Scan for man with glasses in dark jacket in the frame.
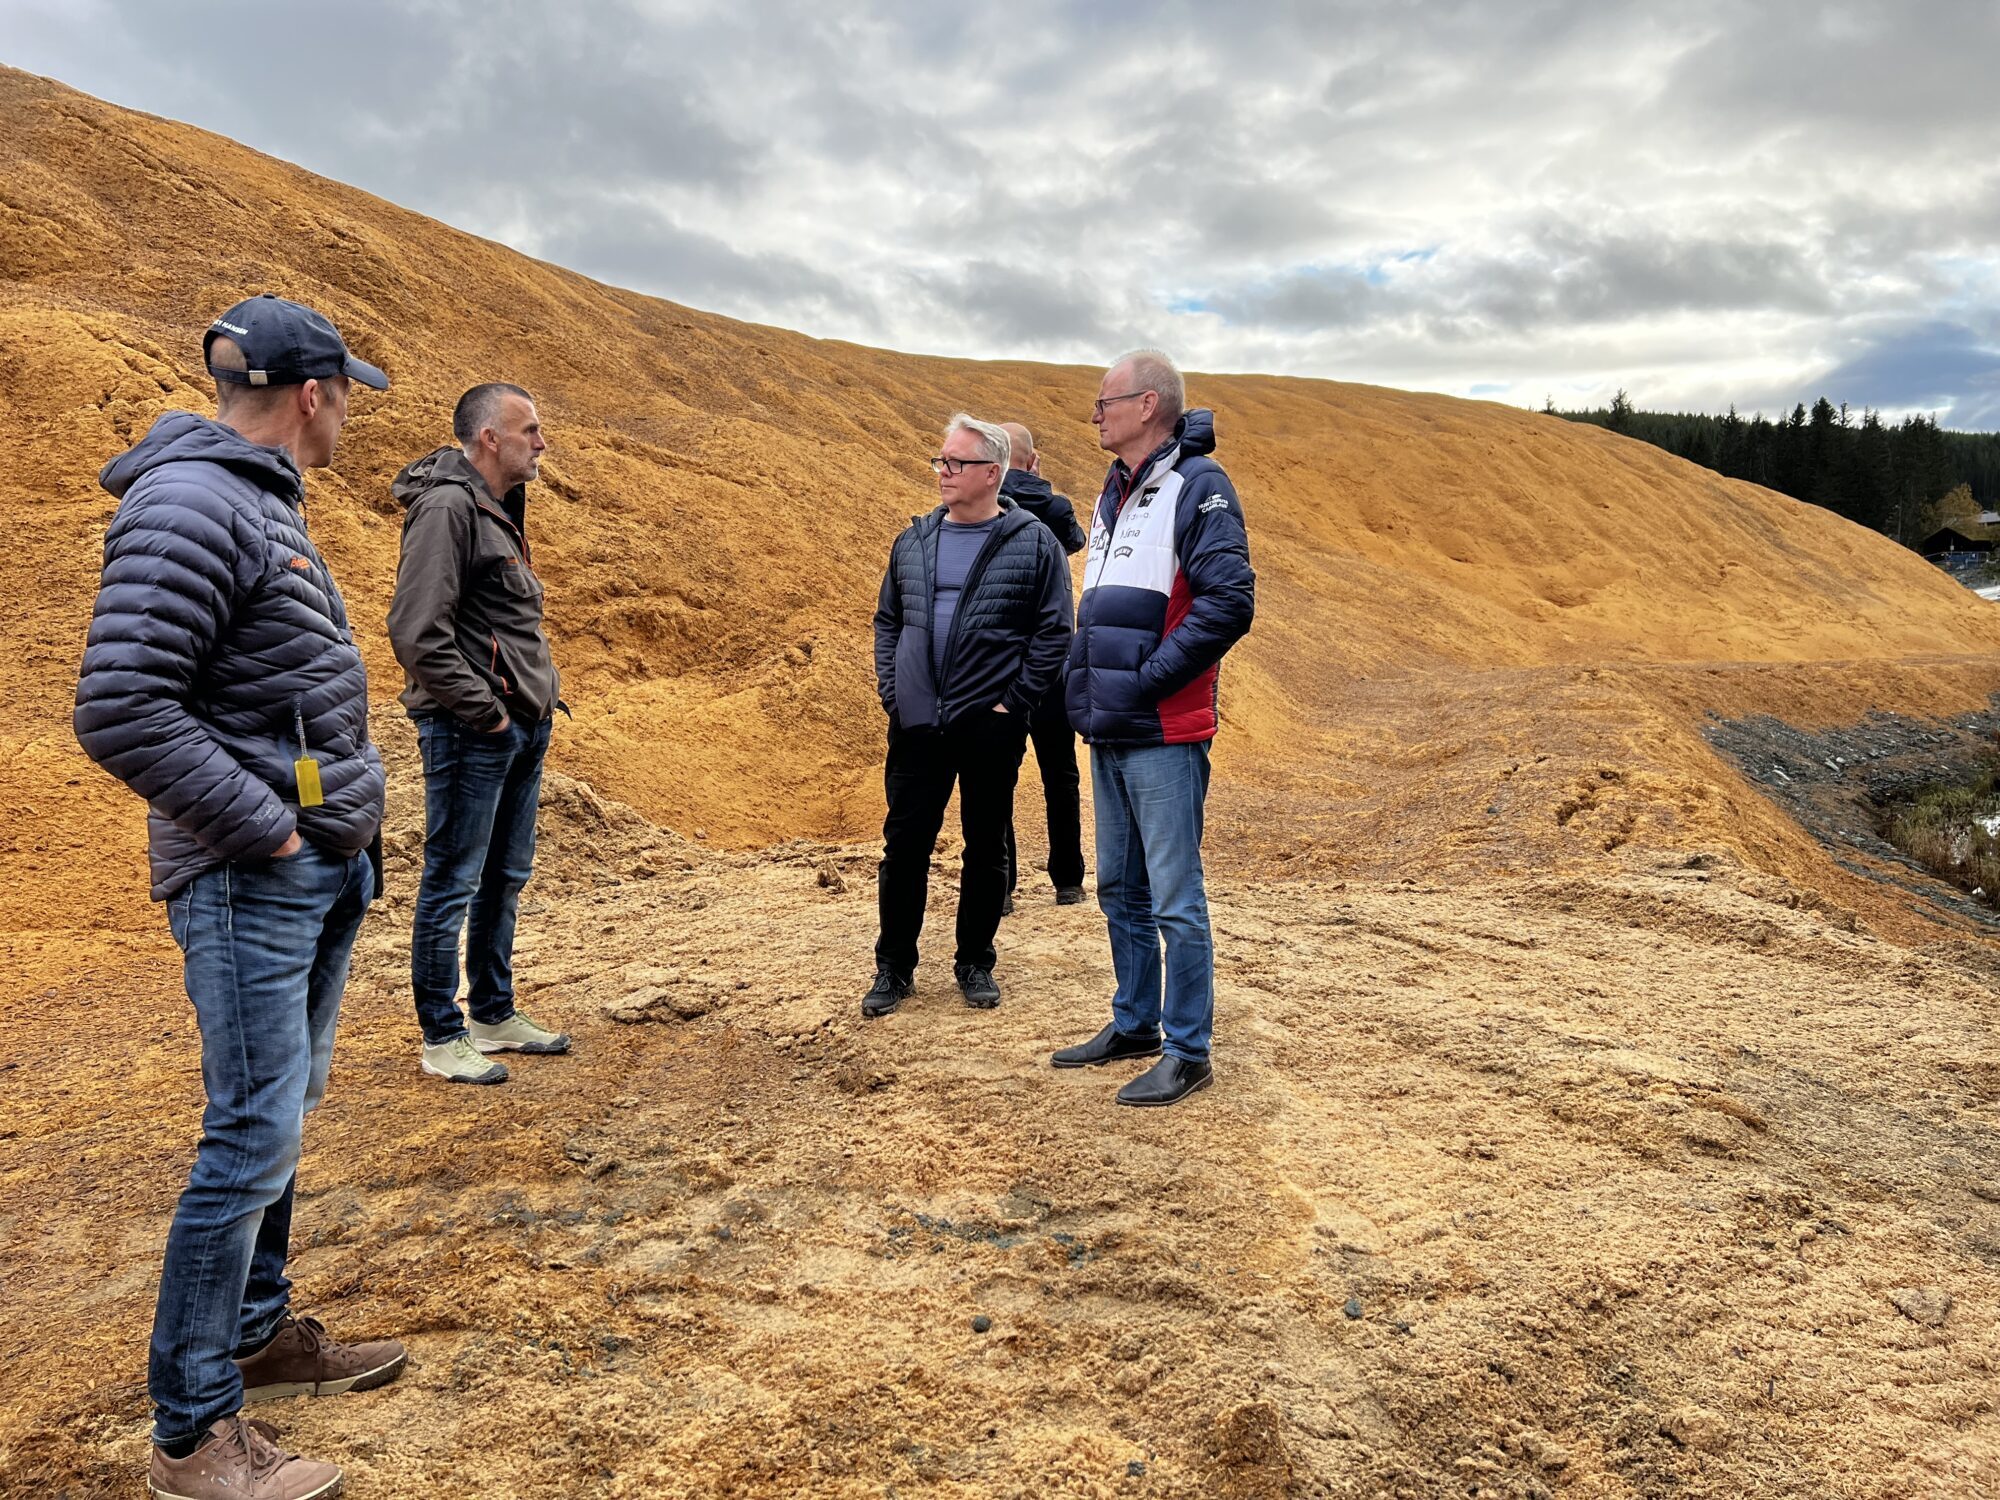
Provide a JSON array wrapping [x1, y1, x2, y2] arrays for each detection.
[[76, 294, 403, 1500], [865, 414, 1073, 1017]]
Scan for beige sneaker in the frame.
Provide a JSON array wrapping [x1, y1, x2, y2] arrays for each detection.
[[235, 1312, 407, 1403], [469, 1010, 571, 1055], [148, 1416, 341, 1500], [420, 1034, 508, 1084]]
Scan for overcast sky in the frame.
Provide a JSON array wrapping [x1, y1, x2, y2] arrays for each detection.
[[8, 0, 1998, 426]]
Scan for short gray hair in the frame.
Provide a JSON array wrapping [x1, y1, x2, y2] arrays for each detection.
[[944, 412, 1012, 470], [1110, 348, 1185, 423], [454, 382, 533, 447]]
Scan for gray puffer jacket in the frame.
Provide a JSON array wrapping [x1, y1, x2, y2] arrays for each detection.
[[75, 412, 386, 900]]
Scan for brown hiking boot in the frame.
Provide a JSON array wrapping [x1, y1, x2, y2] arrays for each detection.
[[148, 1416, 342, 1499], [234, 1312, 407, 1403]]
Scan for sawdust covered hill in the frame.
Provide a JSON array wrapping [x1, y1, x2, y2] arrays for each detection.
[[7, 63, 2000, 949]]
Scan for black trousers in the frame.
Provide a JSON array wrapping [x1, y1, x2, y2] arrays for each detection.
[[876, 714, 1029, 975], [1006, 686, 1086, 892]]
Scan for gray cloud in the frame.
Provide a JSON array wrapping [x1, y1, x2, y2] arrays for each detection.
[[3, 0, 1995, 425], [1813, 321, 2000, 430]]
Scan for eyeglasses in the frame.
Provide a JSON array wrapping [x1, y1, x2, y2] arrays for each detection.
[[928, 456, 999, 476], [1091, 391, 1147, 419]]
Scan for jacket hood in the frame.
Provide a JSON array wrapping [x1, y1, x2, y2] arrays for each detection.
[[1113, 407, 1219, 488], [99, 411, 303, 503], [1174, 407, 1217, 458], [391, 445, 489, 510], [1000, 470, 1056, 506]]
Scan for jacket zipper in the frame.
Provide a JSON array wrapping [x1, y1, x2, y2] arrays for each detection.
[[1080, 451, 1170, 685], [932, 515, 1014, 727]]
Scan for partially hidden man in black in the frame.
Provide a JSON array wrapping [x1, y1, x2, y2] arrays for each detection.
[[997, 420, 1089, 912], [866, 413, 1074, 1016]]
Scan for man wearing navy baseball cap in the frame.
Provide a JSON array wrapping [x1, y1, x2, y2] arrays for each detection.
[[76, 293, 403, 1500]]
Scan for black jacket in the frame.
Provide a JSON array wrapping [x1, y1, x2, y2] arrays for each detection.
[[75, 413, 386, 899], [1000, 469, 1088, 555], [873, 501, 1072, 731]]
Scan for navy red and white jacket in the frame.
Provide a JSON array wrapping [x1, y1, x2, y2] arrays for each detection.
[[1065, 409, 1255, 746]]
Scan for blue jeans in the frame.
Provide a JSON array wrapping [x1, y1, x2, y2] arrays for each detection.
[[411, 713, 551, 1044], [152, 841, 373, 1445], [1091, 741, 1215, 1061]]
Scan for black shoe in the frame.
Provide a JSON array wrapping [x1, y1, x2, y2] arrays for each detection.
[[1050, 1022, 1163, 1069], [1116, 1055, 1213, 1107], [954, 962, 1001, 1009], [861, 966, 913, 1018], [1055, 885, 1086, 906], [1000, 893, 1016, 916]]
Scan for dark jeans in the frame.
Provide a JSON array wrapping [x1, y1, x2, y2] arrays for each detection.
[[1005, 685, 1086, 892], [411, 712, 551, 1045], [152, 841, 373, 1445], [876, 712, 1029, 975]]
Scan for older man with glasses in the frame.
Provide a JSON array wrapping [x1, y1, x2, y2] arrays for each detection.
[[865, 413, 1073, 1017], [1051, 349, 1256, 1107]]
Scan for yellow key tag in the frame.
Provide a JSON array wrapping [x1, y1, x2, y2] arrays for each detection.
[[294, 757, 325, 808]]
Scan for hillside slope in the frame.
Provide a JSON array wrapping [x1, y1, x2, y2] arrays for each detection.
[[6, 63, 2000, 938]]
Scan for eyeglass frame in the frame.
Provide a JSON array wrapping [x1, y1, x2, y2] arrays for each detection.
[[928, 455, 1000, 476], [1091, 390, 1149, 419]]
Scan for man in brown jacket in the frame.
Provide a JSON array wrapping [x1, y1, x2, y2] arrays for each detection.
[[388, 383, 570, 1084]]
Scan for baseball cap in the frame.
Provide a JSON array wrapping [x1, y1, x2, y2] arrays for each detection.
[[203, 293, 389, 390]]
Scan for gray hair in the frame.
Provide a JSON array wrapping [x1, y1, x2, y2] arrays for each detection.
[[944, 412, 1012, 470], [1110, 348, 1185, 423], [454, 382, 533, 447]]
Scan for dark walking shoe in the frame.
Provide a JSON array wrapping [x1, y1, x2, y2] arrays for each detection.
[[1116, 1055, 1214, 1107], [234, 1312, 407, 1403], [954, 963, 1001, 1009], [1050, 1022, 1163, 1069], [1055, 885, 1087, 906], [861, 966, 914, 1018], [1000, 892, 1016, 916], [148, 1416, 342, 1500]]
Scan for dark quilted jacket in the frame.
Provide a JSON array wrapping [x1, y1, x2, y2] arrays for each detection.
[[872, 500, 1072, 731], [75, 412, 386, 900]]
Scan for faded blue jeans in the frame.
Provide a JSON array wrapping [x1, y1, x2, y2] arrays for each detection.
[[411, 712, 551, 1044], [1091, 741, 1215, 1061], [152, 840, 373, 1445]]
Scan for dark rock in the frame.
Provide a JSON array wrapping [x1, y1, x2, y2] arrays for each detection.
[[971, 1315, 992, 1333], [1344, 1297, 1363, 1319]]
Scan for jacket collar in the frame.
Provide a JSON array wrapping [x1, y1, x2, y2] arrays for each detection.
[[910, 496, 1027, 533]]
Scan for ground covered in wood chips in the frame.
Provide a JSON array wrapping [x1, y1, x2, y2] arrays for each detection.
[[3, 66, 2000, 1498]]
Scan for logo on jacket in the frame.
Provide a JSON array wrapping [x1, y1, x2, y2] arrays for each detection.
[[1136, 487, 1157, 509], [1198, 494, 1231, 515], [1113, 545, 1135, 560], [288, 556, 312, 571]]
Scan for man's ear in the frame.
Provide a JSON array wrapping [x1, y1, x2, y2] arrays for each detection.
[[297, 379, 323, 422]]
